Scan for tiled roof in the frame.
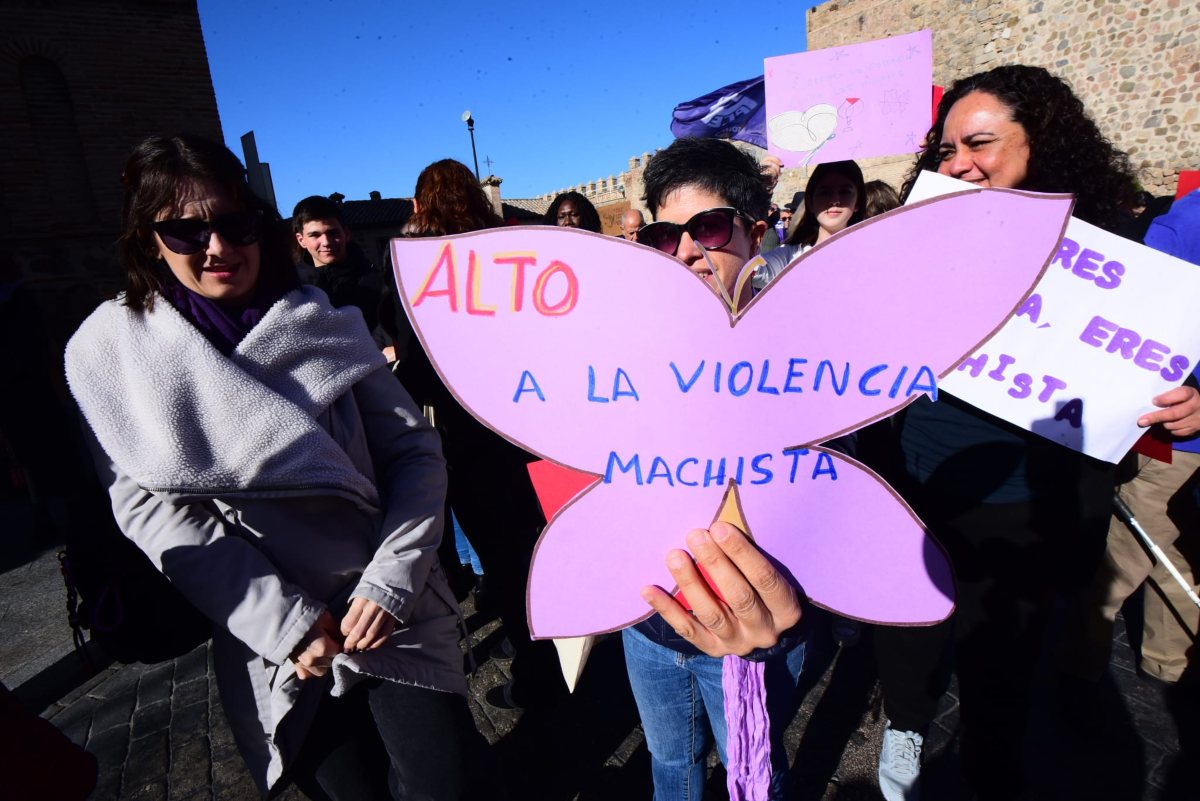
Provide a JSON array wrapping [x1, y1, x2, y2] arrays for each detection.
[[292, 196, 545, 227], [503, 198, 551, 216], [336, 198, 414, 227]]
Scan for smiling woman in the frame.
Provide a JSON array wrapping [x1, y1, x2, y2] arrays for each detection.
[[754, 159, 866, 289], [902, 64, 1136, 230], [69, 134, 480, 800], [874, 65, 1187, 801]]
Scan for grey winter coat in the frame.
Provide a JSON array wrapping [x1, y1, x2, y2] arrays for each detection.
[[65, 287, 466, 793]]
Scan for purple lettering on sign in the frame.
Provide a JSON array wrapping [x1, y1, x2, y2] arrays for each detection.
[[957, 352, 987, 378], [1133, 340, 1170, 371], [1008, 373, 1033, 399], [1055, 398, 1084, 428], [1016, 293, 1042, 324], [1054, 237, 1081, 270], [1079, 315, 1118, 348], [1161, 355, 1191, 382], [1038, 375, 1068, 403], [1096, 260, 1124, 290], [1107, 327, 1141, 359], [1073, 248, 1103, 280], [988, 353, 1016, 382]]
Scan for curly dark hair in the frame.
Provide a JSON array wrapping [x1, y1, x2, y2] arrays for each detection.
[[117, 134, 296, 312], [407, 159, 504, 236], [900, 65, 1136, 232], [544, 191, 603, 232]]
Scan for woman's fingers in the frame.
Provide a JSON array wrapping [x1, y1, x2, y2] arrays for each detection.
[[358, 612, 396, 651], [293, 635, 338, 679], [1140, 386, 1200, 435], [641, 523, 802, 658], [341, 598, 396, 652], [292, 611, 342, 679], [709, 522, 802, 632]]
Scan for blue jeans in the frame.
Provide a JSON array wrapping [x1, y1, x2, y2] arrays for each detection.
[[622, 625, 806, 800]]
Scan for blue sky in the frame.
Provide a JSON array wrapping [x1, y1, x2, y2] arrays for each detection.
[[197, 1, 824, 213]]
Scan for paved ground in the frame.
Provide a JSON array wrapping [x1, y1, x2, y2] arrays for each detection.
[[2, 504, 1194, 800]]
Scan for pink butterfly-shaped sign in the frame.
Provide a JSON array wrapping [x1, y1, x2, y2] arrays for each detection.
[[393, 189, 1072, 639]]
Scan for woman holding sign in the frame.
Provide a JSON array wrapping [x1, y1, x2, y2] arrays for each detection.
[[873, 65, 1200, 801], [65, 135, 475, 801]]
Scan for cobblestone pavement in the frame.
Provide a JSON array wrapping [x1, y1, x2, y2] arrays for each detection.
[[3, 534, 1193, 800]]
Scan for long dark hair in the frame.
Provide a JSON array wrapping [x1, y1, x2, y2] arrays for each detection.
[[407, 159, 503, 236], [544, 191, 602, 232], [900, 65, 1136, 231], [117, 134, 295, 311], [786, 160, 866, 248]]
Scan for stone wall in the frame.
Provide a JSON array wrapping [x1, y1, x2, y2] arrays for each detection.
[[806, 0, 1198, 195]]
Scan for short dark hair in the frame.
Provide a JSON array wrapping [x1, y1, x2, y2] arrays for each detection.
[[901, 64, 1135, 231], [117, 134, 296, 312], [544, 191, 602, 232], [291, 195, 345, 234], [642, 138, 771, 223]]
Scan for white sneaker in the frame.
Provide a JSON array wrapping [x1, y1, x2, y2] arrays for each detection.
[[878, 721, 923, 801]]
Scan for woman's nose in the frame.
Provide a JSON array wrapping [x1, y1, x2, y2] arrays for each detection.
[[206, 229, 235, 255], [942, 149, 973, 178], [675, 231, 702, 263]]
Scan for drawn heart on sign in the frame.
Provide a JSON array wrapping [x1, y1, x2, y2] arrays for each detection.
[[767, 103, 839, 152]]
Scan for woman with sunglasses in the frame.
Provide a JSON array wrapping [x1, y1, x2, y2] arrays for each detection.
[[630, 137, 809, 801], [65, 134, 473, 800], [752, 159, 867, 290]]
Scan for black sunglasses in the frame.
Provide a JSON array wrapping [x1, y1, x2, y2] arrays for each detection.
[[151, 210, 262, 255], [636, 207, 754, 256]]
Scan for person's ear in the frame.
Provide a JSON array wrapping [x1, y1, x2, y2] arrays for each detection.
[[143, 228, 164, 260], [748, 219, 768, 252]]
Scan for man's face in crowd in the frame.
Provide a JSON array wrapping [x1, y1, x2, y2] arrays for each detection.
[[296, 218, 348, 267], [621, 211, 644, 240]]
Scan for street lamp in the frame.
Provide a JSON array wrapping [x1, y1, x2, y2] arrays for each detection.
[[461, 110, 481, 180]]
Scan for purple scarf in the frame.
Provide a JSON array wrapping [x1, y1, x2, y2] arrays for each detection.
[[161, 281, 282, 356]]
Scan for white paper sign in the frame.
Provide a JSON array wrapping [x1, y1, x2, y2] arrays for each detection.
[[908, 171, 1200, 463]]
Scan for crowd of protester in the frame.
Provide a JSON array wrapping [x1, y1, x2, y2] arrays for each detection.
[[25, 61, 1196, 800]]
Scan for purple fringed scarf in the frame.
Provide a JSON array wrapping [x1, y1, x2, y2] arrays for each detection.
[[723, 655, 772, 801]]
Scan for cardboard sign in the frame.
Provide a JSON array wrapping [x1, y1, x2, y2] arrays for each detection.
[[393, 188, 1070, 638], [764, 30, 932, 167], [909, 171, 1200, 463]]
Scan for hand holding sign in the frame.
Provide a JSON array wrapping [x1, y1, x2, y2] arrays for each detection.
[[646, 519, 804, 658], [393, 187, 1071, 639]]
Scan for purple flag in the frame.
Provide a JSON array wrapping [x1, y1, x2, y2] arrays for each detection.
[[670, 75, 766, 149]]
